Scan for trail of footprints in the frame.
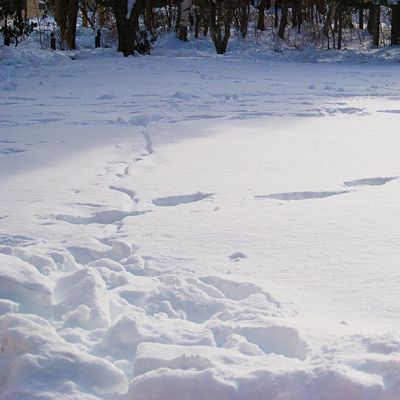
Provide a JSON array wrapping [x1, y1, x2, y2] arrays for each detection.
[[256, 176, 398, 201], [53, 175, 398, 228]]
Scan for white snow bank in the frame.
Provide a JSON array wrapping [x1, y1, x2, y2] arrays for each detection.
[[0, 254, 53, 317], [129, 342, 400, 400], [0, 44, 71, 69], [126, 368, 237, 400], [96, 312, 215, 361], [54, 268, 111, 329], [153, 32, 400, 64], [127, 340, 400, 400], [0, 313, 128, 399]]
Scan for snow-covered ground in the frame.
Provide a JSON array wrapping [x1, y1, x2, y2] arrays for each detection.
[[1, 39, 400, 400]]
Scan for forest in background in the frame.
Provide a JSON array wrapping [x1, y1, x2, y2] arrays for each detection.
[[1, 0, 400, 56]]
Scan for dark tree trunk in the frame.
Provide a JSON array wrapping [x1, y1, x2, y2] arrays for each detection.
[[176, 0, 182, 33], [145, 0, 153, 30], [274, 2, 279, 28], [372, 4, 380, 46], [358, 7, 363, 30], [195, 2, 208, 37], [165, 0, 172, 30], [337, 9, 343, 49], [208, 0, 235, 54], [323, 1, 337, 46], [239, 1, 250, 38], [82, 0, 88, 27], [110, 0, 146, 56], [391, 4, 400, 45], [367, 4, 375, 34], [194, 7, 200, 38], [291, 0, 302, 33], [55, 0, 79, 50], [257, 0, 266, 31], [296, 0, 302, 33], [278, 0, 288, 39]]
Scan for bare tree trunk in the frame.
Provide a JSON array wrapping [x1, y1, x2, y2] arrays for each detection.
[[337, 9, 343, 49], [178, 0, 194, 41], [82, 0, 88, 28], [145, 0, 153, 30], [274, 1, 279, 28], [367, 4, 375, 34], [391, 4, 400, 45], [323, 1, 337, 46], [55, 0, 79, 49], [239, 1, 250, 38], [257, 0, 266, 31], [358, 7, 363, 30], [278, 0, 288, 39], [372, 4, 380, 46], [165, 0, 172, 30], [194, 6, 200, 38], [296, 0, 302, 34], [99, 5, 106, 26], [110, 0, 146, 56], [208, 0, 235, 54]]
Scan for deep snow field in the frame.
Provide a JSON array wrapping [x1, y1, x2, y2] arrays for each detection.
[[1, 37, 400, 400]]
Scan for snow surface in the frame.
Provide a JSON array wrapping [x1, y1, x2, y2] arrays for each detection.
[[1, 37, 400, 399]]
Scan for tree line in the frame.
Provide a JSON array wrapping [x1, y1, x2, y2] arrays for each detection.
[[1, 0, 400, 56]]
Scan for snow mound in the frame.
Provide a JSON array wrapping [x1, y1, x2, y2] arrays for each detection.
[[0, 45, 71, 69], [0, 254, 53, 317], [0, 313, 128, 399], [126, 368, 237, 400]]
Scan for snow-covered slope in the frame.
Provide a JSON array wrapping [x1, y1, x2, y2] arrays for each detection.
[[1, 42, 400, 399]]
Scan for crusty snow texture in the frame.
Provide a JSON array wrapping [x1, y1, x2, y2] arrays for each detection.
[[1, 39, 400, 400]]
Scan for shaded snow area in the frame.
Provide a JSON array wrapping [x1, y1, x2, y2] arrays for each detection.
[[1, 42, 400, 400]]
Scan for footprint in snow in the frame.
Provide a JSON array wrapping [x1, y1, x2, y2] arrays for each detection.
[[0, 139, 17, 144], [343, 176, 398, 187], [0, 147, 25, 155], [55, 209, 148, 225], [97, 94, 116, 100], [255, 191, 348, 201], [229, 252, 247, 262], [152, 192, 214, 207]]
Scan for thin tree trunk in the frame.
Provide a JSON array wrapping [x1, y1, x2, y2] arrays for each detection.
[[391, 4, 400, 45], [297, 0, 302, 34], [82, 0, 88, 28], [372, 4, 380, 46], [145, 0, 153, 30], [337, 9, 343, 49], [358, 7, 363, 30], [257, 0, 266, 31], [278, 0, 288, 39], [323, 1, 337, 43], [240, 1, 250, 38], [274, 2, 279, 28], [367, 4, 374, 34]]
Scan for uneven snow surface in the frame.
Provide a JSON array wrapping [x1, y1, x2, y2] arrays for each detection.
[[1, 42, 400, 400]]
